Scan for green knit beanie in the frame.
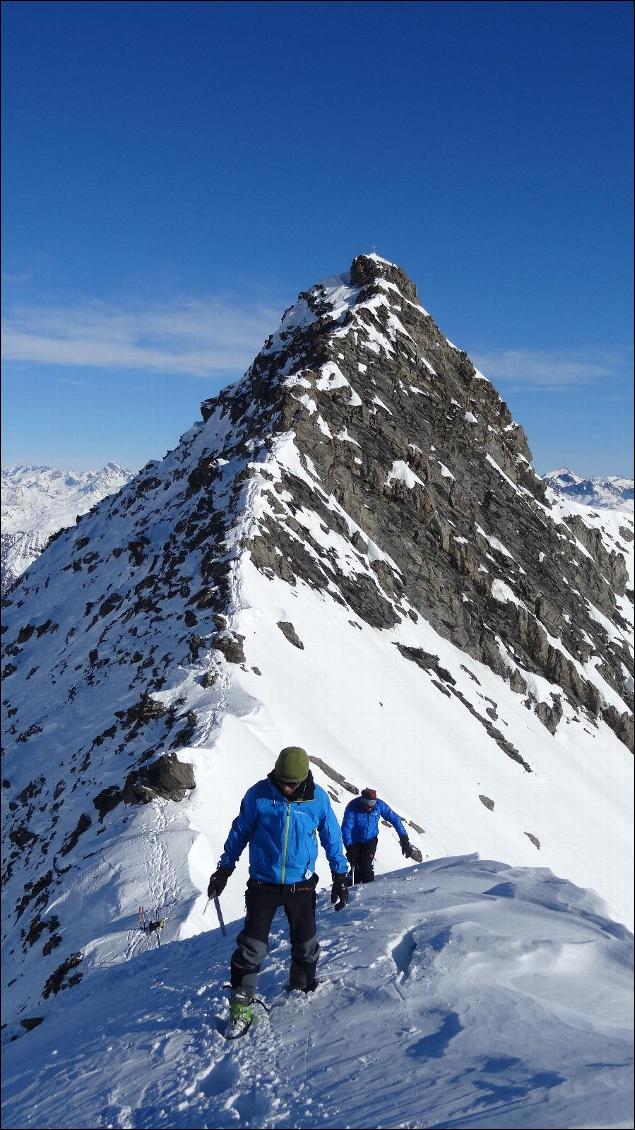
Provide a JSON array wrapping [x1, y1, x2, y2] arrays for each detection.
[[275, 746, 309, 784]]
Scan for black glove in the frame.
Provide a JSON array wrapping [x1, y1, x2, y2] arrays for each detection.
[[331, 873, 349, 912], [400, 835, 413, 859], [207, 867, 232, 899], [345, 846, 355, 864]]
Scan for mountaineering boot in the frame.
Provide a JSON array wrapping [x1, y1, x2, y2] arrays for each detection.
[[287, 979, 318, 993], [288, 946, 319, 993], [224, 990, 254, 1039], [287, 964, 318, 993]]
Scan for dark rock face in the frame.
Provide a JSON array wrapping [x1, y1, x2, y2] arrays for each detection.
[[42, 952, 82, 998], [18, 1016, 44, 1033], [122, 753, 196, 805], [213, 629, 246, 664], [204, 253, 630, 749], [59, 813, 92, 857], [277, 621, 305, 649]]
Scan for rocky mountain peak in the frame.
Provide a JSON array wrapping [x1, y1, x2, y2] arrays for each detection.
[[200, 254, 537, 496], [190, 255, 631, 748], [349, 251, 421, 300]]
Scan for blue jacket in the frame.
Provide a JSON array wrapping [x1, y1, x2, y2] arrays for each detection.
[[341, 796, 408, 846], [219, 772, 348, 884]]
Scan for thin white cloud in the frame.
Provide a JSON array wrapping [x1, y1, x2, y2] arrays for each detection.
[[1, 296, 282, 377], [6, 302, 628, 395], [58, 377, 102, 389], [472, 348, 627, 390]]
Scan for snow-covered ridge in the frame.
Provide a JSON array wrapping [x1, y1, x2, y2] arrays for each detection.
[[1, 253, 632, 1039]]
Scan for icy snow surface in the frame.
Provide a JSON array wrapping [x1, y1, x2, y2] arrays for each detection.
[[2, 857, 632, 1130]]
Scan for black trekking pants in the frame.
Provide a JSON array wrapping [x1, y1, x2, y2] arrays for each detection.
[[230, 875, 319, 996], [346, 837, 378, 884]]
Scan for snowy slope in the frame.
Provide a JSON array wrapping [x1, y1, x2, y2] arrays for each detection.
[[544, 468, 634, 512], [2, 858, 633, 1130], [2, 253, 633, 1040], [1, 463, 134, 591]]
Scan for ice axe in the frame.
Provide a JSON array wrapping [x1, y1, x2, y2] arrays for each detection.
[[203, 895, 227, 936]]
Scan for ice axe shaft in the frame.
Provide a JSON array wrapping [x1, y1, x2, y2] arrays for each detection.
[[214, 895, 227, 936]]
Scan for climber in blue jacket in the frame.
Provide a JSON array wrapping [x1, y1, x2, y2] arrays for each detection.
[[341, 787, 414, 884], [207, 746, 349, 1038]]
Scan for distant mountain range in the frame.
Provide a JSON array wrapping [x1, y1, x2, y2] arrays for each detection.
[[543, 467, 633, 510], [1, 463, 134, 591]]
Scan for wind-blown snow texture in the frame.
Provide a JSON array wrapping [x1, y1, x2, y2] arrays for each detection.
[[2, 254, 633, 1125], [2, 860, 633, 1130], [1, 463, 134, 592]]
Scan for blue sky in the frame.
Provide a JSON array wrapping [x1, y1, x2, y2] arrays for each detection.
[[2, 0, 632, 476]]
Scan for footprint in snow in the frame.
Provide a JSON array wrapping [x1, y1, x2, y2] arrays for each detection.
[[199, 1055, 241, 1096], [235, 1084, 281, 1126], [391, 929, 417, 981]]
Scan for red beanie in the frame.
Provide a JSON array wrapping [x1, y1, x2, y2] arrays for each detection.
[[361, 788, 377, 800]]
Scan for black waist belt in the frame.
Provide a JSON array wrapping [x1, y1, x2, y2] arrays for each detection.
[[248, 876, 317, 894]]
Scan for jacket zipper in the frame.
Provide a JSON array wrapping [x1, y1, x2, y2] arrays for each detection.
[[280, 801, 292, 884]]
